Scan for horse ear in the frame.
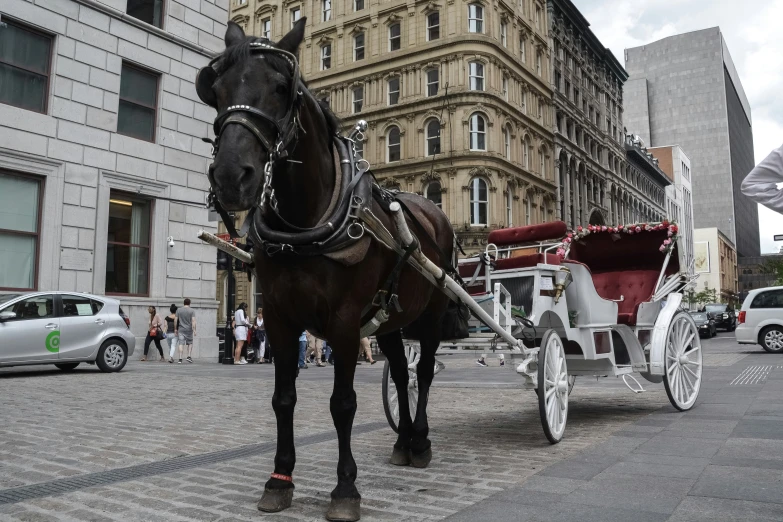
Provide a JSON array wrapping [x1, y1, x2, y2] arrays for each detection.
[[277, 17, 306, 54], [195, 66, 218, 108], [225, 21, 246, 48]]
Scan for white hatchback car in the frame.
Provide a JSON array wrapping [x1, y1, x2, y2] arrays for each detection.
[[736, 286, 783, 353], [0, 292, 136, 371]]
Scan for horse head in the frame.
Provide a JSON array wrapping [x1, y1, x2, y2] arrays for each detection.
[[196, 19, 306, 212]]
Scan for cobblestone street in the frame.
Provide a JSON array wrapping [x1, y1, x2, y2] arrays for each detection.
[[1, 333, 781, 521]]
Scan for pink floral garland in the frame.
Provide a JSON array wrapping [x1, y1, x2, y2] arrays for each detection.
[[556, 220, 679, 259]]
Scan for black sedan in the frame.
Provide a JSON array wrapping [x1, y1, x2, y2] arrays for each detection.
[[690, 311, 716, 338], [702, 303, 737, 331]]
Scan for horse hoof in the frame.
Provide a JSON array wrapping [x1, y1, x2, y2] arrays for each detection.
[[257, 487, 294, 513], [389, 447, 411, 466], [326, 497, 361, 522], [410, 447, 432, 469]]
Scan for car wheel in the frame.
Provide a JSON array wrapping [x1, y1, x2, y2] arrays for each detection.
[[54, 363, 79, 371], [96, 340, 127, 372], [760, 326, 783, 354]]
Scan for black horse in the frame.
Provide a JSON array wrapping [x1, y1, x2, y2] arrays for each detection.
[[196, 19, 455, 521]]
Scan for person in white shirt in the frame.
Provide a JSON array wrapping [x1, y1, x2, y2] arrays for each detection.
[[742, 143, 783, 213], [234, 302, 249, 365]]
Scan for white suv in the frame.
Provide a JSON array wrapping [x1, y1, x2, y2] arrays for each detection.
[[736, 286, 783, 353]]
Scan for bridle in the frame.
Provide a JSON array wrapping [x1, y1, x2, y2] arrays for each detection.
[[203, 41, 303, 238]]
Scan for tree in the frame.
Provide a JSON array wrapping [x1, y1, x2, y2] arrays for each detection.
[[761, 259, 783, 286], [694, 287, 718, 307]]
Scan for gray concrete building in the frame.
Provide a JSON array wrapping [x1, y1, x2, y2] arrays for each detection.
[[624, 27, 759, 258], [0, 0, 227, 358]]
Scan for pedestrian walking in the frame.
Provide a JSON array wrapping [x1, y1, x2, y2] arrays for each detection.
[[234, 303, 249, 365], [253, 308, 266, 363], [174, 298, 196, 364], [298, 331, 308, 369], [306, 331, 325, 367], [359, 337, 376, 365], [166, 304, 178, 363], [141, 306, 165, 362], [324, 341, 333, 365]]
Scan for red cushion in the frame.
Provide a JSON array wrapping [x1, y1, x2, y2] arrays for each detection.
[[488, 221, 568, 247], [495, 253, 561, 271], [590, 270, 659, 326]]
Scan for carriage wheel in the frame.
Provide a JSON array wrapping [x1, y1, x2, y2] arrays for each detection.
[[663, 312, 702, 411], [382, 344, 420, 433], [534, 375, 575, 397], [537, 330, 569, 444]]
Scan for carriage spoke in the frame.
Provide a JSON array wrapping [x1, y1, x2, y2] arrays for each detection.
[[546, 386, 557, 400], [683, 364, 700, 381]]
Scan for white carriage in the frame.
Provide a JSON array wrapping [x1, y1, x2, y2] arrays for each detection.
[[381, 219, 702, 443]]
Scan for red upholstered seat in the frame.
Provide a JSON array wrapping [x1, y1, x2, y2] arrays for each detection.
[[590, 270, 659, 326], [494, 253, 561, 271], [488, 221, 568, 247]]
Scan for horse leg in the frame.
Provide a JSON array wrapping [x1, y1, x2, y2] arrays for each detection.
[[410, 326, 439, 469], [257, 326, 299, 513], [325, 333, 362, 522], [376, 331, 413, 466]]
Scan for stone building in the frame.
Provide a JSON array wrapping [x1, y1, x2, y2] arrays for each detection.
[[229, 0, 556, 254], [0, 0, 228, 358], [624, 28, 759, 258], [622, 135, 669, 224], [694, 227, 739, 305]]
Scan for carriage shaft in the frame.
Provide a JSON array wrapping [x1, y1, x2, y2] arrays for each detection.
[[197, 230, 254, 264]]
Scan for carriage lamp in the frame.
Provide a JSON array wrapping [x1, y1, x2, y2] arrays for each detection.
[[553, 267, 572, 304]]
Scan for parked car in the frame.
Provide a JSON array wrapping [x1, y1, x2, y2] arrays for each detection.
[[736, 286, 783, 353], [701, 303, 737, 331], [690, 311, 716, 338], [0, 292, 135, 372]]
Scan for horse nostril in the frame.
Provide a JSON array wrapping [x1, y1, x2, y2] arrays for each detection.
[[240, 165, 256, 184]]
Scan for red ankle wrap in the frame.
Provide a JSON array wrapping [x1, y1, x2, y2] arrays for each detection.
[[270, 473, 293, 482]]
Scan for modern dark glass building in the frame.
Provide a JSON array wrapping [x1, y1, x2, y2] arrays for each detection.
[[623, 27, 759, 258]]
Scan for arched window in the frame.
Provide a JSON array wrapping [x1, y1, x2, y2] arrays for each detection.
[[425, 119, 440, 156], [424, 181, 442, 208], [469, 61, 484, 91], [522, 136, 530, 169], [469, 113, 486, 151], [387, 126, 400, 162], [467, 3, 483, 33], [506, 189, 513, 226], [503, 125, 511, 159], [525, 194, 532, 225], [469, 177, 488, 225]]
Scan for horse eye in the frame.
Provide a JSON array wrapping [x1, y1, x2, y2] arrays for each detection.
[[276, 84, 287, 95]]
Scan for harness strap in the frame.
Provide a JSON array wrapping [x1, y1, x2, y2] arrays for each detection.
[[270, 473, 293, 482]]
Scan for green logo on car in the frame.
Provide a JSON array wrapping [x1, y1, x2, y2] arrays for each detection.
[[45, 331, 60, 353]]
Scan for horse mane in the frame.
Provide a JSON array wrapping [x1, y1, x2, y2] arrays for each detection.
[[215, 36, 341, 137]]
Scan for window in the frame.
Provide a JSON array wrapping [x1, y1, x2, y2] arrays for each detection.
[[426, 69, 439, 97], [425, 119, 440, 156], [525, 196, 531, 225], [322, 0, 331, 21], [554, 70, 561, 92], [320, 44, 331, 70], [539, 148, 545, 176], [568, 54, 573, 70], [502, 75, 508, 100], [0, 294, 53, 322], [521, 89, 526, 114], [62, 295, 102, 317], [503, 126, 511, 159], [565, 80, 570, 100], [468, 4, 483, 33], [519, 38, 526, 63], [106, 193, 151, 296], [389, 23, 401, 51], [469, 61, 484, 91], [469, 113, 486, 151], [0, 172, 42, 290], [751, 290, 783, 309], [291, 7, 301, 27], [118, 64, 158, 142], [535, 5, 541, 29], [355, 0, 364, 10], [352, 86, 363, 113], [237, 0, 247, 6], [506, 190, 513, 226], [127, 0, 164, 28], [387, 126, 401, 162], [354, 33, 365, 61], [0, 20, 52, 114], [469, 178, 488, 226], [523, 137, 530, 168], [538, 97, 543, 119], [261, 18, 271, 39], [574, 87, 579, 106], [536, 51, 542, 76], [425, 181, 442, 208], [427, 12, 440, 41], [387, 77, 400, 105], [500, 21, 507, 47]]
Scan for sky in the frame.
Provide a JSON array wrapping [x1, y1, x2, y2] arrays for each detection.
[[575, 0, 783, 254]]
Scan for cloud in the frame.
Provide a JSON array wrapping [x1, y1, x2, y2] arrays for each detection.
[[575, 0, 783, 253]]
